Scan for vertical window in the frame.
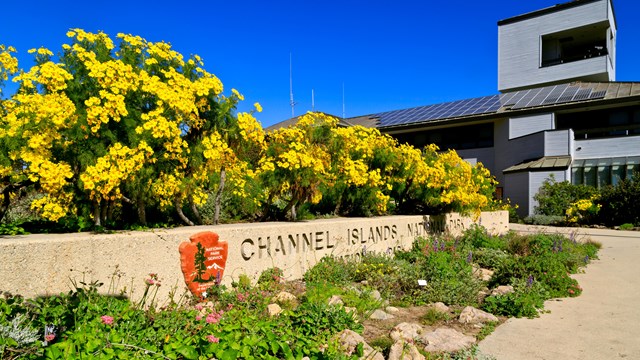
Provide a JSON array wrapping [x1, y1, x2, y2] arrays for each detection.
[[611, 159, 625, 186]]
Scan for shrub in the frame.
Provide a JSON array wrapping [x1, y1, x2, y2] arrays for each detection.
[[483, 278, 548, 318], [303, 256, 356, 285], [533, 176, 597, 217], [595, 174, 640, 227], [523, 214, 565, 226]]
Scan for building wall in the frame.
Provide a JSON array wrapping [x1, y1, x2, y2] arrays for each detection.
[[509, 113, 554, 139], [529, 170, 568, 215], [544, 129, 573, 156], [574, 135, 640, 159], [457, 147, 495, 172], [504, 172, 529, 217], [498, 0, 614, 91]]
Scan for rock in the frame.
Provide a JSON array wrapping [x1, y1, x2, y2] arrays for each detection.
[[274, 291, 297, 303], [328, 295, 344, 306], [458, 306, 499, 324], [336, 329, 385, 360], [369, 309, 395, 320], [427, 302, 450, 313], [473, 266, 494, 281], [344, 306, 358, 314], [370, 289, 382, 301], [385, 306, 400, 313], [491, 285, 515, 296], [390, 322, 424, 342], [267, 303, 282, 316], [421, 328, 475, 353], [388, 340, 426, 360]]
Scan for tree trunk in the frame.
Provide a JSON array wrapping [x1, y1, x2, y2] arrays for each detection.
[[100, 201, 108, 226], [282, 198, 298, 221], [137, 195, 147, 226], [93, 200, 102, 227], [214, 167, 226, 225], [190, 197, 203, 225], [0, 179, 32, 223], [175, 196, 195, 226], [333, 190, 344, 216]]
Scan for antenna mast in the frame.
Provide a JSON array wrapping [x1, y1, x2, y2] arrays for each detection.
[[289, 53, 296, 117], [342, 82, 345, 119], [312, 89, 315, 111]]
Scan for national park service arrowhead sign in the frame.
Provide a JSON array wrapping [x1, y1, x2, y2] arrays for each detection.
[[179, 232, 228, 298]]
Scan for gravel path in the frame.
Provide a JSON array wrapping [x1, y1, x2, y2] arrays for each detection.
[[478, 225, 640, 360]]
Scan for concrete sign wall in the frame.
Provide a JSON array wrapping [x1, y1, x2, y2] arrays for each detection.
[[0, 211, 508, 303]]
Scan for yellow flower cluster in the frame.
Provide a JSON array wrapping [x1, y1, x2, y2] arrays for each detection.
[[80, 142, 152, 201], [237, 112, 265, 147], [0, 45, 18, 84], [14, 61, 73, 92], [566, 197, 601, 223]]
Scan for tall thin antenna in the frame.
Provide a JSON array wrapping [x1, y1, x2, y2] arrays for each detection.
[[311, 89, 315, 111], [342, 82, 345, 119], [289, 53, 296, 117]]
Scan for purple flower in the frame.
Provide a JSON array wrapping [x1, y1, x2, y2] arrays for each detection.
[[527, 275, 534, 287], [466, 251, 473, 263]]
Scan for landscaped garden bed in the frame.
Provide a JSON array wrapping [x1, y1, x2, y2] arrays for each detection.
[[0, 226, 600, 359]]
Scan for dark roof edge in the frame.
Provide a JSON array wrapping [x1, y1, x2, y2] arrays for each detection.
[[498, 0, 604, 26]]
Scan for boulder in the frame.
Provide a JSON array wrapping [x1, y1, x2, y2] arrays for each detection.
[[427, 302, 450, 313], [336, 329, 385, 360], [473, 266, 494, 281], [274, 291, 297, 303], [369, 309, 395, 320], [421, 328, 475, 353], [328, 295, 344, 306], [458, 306, 498, 324], [370, 289, 382, 301], [267, 303, 282, 316], [390, 322, 424, 342], [491, 285, 515, 296], [385, 306, 400, 313], [388, 340, 426, 360]]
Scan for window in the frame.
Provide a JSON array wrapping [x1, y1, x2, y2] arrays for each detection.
[[572, 157, 640, 187], [557, 105, 640, 140], [541, 23, 609, 68]]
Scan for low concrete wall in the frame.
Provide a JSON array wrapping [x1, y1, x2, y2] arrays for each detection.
[[0, 211, 508, 302]]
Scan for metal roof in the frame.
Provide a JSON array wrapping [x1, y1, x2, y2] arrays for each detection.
[[503, 156, 573, 173]]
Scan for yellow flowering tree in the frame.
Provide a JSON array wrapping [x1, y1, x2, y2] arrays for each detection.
[[0, 30, 260, 227], [259, 113, 333, 220]]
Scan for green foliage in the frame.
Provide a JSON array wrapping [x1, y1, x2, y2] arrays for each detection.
[[257, 267, 284, 288], [290, 302, 362, 337], [483, 278, 548, 318], [461, 224, 507, 250], [619, 223, 635, 230], [533, 176, 597, 217], [595, 173, 640, 226], [303, 256, 356, 285], [421, 307, 451, 325], [473, 248, 511, 270], [523, 214, 565, 226]]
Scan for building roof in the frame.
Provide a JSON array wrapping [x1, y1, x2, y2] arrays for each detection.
[[367, 81, 640, 130], [265, 112, 355, 132], [503, 156, 572, 173], [497, 0, 606, 26]]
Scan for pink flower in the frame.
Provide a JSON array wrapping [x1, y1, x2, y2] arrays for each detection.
[[145, 278, 156, 285], [206, 313, 220, 324], [237, 292, 246, 302], [568, 289, 575, 294], [196, 315, 203, 321], [195, 304, 204, 311], [206, 335, 220, 343], [227, 303, 234, 310], [101, 315, 114, 325], [45, 334, 56, 342]]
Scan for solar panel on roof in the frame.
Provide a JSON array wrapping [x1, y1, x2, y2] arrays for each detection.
[[375, 83, 610, 127]]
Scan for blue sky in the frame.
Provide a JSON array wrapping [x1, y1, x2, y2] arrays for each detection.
[[1, 1, 639, 127]]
